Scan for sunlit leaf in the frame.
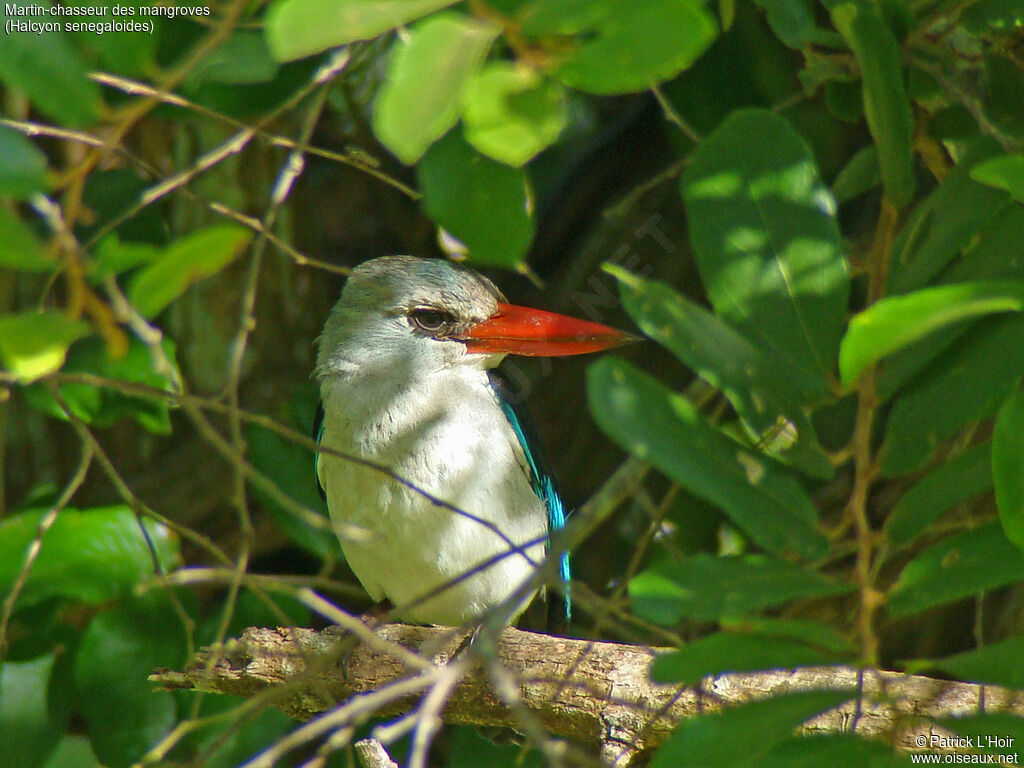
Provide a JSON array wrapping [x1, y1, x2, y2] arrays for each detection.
[[994, 390, 1024, 551], [127, 224, 252, 318], [372, 13, 499, 164], [629, 554, 850, 624], [265, 0, 460, 61], [682, 109, 849, 402], [0, 312, 91, 383], [589, 358, 827, 559], [839, 281, 1024, 386]]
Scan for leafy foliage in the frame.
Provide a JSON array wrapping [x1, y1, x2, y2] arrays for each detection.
[[1, 0, 1023, 765]]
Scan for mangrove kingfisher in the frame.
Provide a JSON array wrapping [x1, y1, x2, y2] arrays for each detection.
[[314, 256, 633, 627]]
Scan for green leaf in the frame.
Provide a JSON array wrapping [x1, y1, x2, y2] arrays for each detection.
[[64, 0, 155, 78], [589, 358, 827, 559], [517, 0, 611, 36], [75, 593, 184, 768], [826, 0, 914, 207], [942, 206, 1024, 285], [839, 281, 1024, 386], [126, 224, 252, 318], [0, 124, 48, 199], [921, 636, 1024, 689], [0, 208, 51, 272], [971, 154, 1024, 204], [941, 713, 1024, 757], [0, 4, 102, 126], [750, 734, 911, 768], [721, 616, 856, 655], [0, 654, 67, 768], [889, 140, 1010, 294], [23, 336, 178, 434], [370, 13, 498, 164], [994, 390, 1024, 551], [89, 234, 161, 281], [607, 266, 832, 479], [265, 0, 460, 61], [40, 736, 103, 768], [0, 312, 91, 383], [652, 633, 844, 685], [556, 0, 717, 95], [417, 128, 533, 267], [962, 0, 1024, 34], [651, 689, 854, 768], [461, 63, 568, 167], [887, 522, 1024, 617], [881, 314, 1024, 476], [629, 554, 851, 625], [750, 0, 820, 49], [831, 145, 879, 204], [884, 442, 993, 547], [0, 506, 180, 610], [185, 31, 279, 87], [681, 109, 849, 402]]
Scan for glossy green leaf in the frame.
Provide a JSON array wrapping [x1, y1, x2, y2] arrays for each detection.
[[0, 208, 51, 272], [889, 140, 1010, 294], [371, 13, 499, 164], [971, 154, 1024, 203], [0, 312, 91, 383], [63, 0, 155, 77], [186, 31, 279, 87], [40, 736, 103, 768], [941, 714, 1024, 757], [0, 6, 101, 126], [75, 593, 184, 768], [589, 359, 827, 559], [840, 281, 1024, 386], [682, 109, 849, 402], [831, 146, 879, 204], [885, 442, 993, 547], [652, 633, 843, 684], [629, 554, 850, 625], [0, 654, 66, 768], [750, 734, 911, 768], [89, 234, 161, 281], [0, 506, 180, 610], [887, 522, 1024, 617], [418, 129, 533, 268], [264, 0, 459, 61], [723, 617, 856, 655], [881, 314, 1024, 476], [607, 265, 832, 479], [557, 0, 717, 95], [651, 689, 854, 768], [942, 205, 1024, 284], [0, 124, 48, 199], [462, 63, 568, 167], [23, 336, 177, 434], [127, 224, 252, 318], [750, 0, 819, 49], [517, 0, 611, 36], [994, 390, 1024, 551], [921, 636, 1024, 689], [826, 0, 914, 207]]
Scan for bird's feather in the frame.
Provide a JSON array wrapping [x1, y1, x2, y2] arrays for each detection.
[[488, 371, 571, 627], [313, 399, 326, 502]]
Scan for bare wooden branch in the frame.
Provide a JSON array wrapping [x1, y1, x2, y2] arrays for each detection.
[[152, 624, 1024, 764]]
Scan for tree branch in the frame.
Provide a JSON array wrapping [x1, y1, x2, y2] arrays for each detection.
[[152, 624, 1024, 764]]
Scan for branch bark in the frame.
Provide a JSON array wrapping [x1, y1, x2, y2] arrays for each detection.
[[152, 624, 1024, 764]]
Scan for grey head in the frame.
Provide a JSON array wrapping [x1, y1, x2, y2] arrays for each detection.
[[315, 256, 507, 380]]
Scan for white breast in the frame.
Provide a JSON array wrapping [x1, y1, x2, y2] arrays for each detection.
[[318, 365, 547, 625]]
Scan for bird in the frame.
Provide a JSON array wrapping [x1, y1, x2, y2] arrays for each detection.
[[314, 256, 633, 627]]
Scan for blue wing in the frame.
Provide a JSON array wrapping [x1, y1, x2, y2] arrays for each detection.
[[313, 399, 326, 502], [488, 371, 571, 627]]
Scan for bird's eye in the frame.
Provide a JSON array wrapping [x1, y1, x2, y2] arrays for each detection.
[[409, 308, 453, 334]]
